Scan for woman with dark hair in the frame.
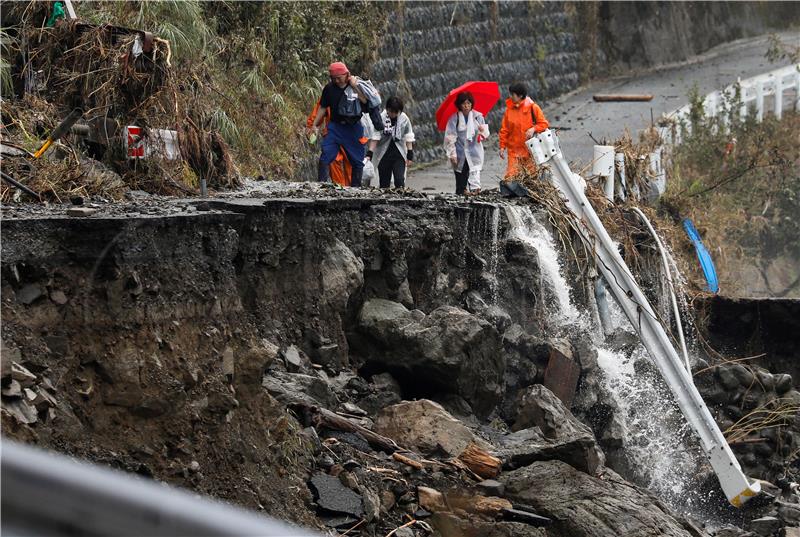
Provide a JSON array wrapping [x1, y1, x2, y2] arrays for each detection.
[[443, 91, 490, 195], [367, 96, 415, 189]]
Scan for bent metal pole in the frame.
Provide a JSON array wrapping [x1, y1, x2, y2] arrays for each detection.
[[525, 129, 760, 507]]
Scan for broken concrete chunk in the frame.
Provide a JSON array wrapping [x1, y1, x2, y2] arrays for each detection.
[[308, 472, 364, 518]]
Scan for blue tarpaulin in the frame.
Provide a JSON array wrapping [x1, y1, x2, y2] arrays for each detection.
[[683, 218, 719, 293]]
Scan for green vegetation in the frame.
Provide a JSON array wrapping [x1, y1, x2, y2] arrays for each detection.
[[661, 87, 800, 296], [3, 1, 388, 179]]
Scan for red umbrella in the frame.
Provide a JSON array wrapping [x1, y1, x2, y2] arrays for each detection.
[[435, 81, 501, 131]]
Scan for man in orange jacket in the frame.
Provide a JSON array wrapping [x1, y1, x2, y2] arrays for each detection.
[[498, 82, 550, 179]]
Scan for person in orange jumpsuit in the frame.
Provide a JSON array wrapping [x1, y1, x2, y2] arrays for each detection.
[[498, 82, 550, 179], [306, 100, 351, 186]]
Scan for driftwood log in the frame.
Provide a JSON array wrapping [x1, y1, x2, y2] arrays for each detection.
[[304, 405, 401, 453], [457, 442, 502, 479], [592, 94, 654, 102]]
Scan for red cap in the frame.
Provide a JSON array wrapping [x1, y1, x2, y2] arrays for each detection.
[[329, 62, 349, 77]]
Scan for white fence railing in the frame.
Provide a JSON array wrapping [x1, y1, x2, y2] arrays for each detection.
[[660, 64, 800, 145]]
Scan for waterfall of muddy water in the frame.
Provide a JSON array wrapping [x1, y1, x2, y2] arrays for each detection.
[[505, 206, 585, 328], [489, 206, 500, 304], [505, 205, 713, 518]]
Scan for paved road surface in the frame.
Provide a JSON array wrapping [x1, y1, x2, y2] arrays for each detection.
[[407, 31, 800, 193]]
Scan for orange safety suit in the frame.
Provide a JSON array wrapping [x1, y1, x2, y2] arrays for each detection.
[[498, 97, 550, 179], [306, 101, 370, 187]]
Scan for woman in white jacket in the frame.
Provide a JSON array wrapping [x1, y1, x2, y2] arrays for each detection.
[[444, 91, 490, 195], [367, 96, 415, 189]]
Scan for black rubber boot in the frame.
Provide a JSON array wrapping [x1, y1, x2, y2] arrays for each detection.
[[317, 160, 331, 183], [350, 166, 363, 188]]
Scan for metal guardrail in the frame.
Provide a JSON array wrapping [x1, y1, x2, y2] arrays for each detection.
[[660, 64, 800, 145], [1, 439, 319, 536], [526, 130, 761, 507]]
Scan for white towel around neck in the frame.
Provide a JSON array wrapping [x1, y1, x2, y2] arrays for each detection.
[[457, 110, 476, 142]]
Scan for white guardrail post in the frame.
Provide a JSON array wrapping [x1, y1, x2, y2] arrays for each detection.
[[526, 129, 761, 507]]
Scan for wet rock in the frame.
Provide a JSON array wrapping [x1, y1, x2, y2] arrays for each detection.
[[16, 284, 43, 305], [262, 371, 337, 408], [717, 367, 741, 390], [485, 305, 513, 333], [542, 339, 580, 406], [748, 516, 780, 536], [374, 399, 484, 457], [356, 300, 505, 416], [2, 380, 23, 398], [774, 374, 793, 394], [308, 472, 364, 518], [502, 461, 694, 537], [731, 364, 755, 387], [776, 501, 800, 526]]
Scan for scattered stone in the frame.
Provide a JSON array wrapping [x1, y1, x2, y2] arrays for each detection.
[[321, 515, 359, 529], [282, 345, 304, 372], [477, 479, 505, 497], [189, 460, 200, 472], [308, 472, 364, 518], [262, 371, 337, 408], [49, 290, 68, 305], [16, 284, 43, 305], [380, 490, 396, 512], [338, 471, 359, 491], [221, 346, 235, 378], [748, 516, 780, 536], [730, 364, 755, 387], [717, 367, 741, 390], [342, 402, 367, 416], [11, 362, 37, 387], [374, 399, 485, 457], [418, 486, 448, 513], [394, 527, 414, 537], [342, 459, 361, 471], [362, 487, 381, 523], [66, 207, 98, 217], [774, 374, 793, 394], [776, 500, 800, 526], [2, 380, 23, 398], [2, 398, 38, 424]]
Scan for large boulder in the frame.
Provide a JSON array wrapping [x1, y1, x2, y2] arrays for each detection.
[[501, 460, 695, 537], [495, 384, 604, 475], [355, 300, 504, 417], [373, 399, 487, 457]]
